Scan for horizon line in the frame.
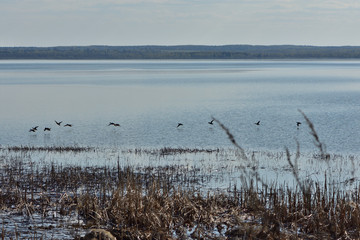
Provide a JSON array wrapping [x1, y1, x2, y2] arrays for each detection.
[[2, 44, 360, 48]]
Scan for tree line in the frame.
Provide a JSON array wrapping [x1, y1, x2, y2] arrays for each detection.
[[1, 45, 360, 59]]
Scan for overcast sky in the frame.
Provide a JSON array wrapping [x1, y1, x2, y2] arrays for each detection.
[[1, 0, 360, 47]]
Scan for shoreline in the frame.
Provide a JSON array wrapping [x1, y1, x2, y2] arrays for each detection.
[[1, 148, 360, 239]]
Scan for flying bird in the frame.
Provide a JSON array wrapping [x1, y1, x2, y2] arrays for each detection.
[[108, 122, 120, 127], [55, 120, 62, 126], [296, 122, 302, 127], [208, 119, 214, 125], [255, 121, 260, 126], [177, 123, 183, 128], [29, 126, 39, 132], [64, 124, 72, 127], [44, 127, 51, 131]]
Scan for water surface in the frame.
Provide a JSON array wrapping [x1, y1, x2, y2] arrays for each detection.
[[0, 60, 359, 154]]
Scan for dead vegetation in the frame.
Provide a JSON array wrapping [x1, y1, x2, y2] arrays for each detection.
[[1, 152, 360, 239], [1, 145, 94, 153], [1, 111, 360, 239], [128, 147, 220, 154]]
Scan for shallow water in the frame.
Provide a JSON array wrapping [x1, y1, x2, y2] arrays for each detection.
[[1, 146, 360, 239], [0, 60, 360, 154], [1, 59, 360, 239]]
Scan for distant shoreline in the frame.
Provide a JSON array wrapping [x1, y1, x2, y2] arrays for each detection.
[[2, 45, 360, 59]]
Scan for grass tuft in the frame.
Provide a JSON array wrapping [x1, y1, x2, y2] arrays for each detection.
[[0, 111, 359, 239]]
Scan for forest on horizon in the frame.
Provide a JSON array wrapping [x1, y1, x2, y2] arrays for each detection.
[[1, 45, 360, 59]]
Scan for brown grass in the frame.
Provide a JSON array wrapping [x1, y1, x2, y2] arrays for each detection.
[[1, 154, 360, 239], [1, 145, 94, 152], [1, 111, 359, 239], [125, 147, 221, 156]]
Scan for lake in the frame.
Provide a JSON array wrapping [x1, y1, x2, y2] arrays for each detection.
[[0, 60, 359, 154], [2, 59, 360, 239]]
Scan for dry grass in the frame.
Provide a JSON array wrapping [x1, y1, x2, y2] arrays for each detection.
[[1, 111, 360, 239], [126, 147, 221, 156], [1, 145, 93, 153], [1, 154, 360, 239]]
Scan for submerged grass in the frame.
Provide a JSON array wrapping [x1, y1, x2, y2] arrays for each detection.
[[1, 154, 360, 239], [1, 111, 360, 239], [1, 145, 94, 153], [125, 147, 221, 156]]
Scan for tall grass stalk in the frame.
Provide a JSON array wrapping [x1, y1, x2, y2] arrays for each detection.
[[1, 112, 360, 238]]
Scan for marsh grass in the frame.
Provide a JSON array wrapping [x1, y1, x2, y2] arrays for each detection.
[[1, 145, 94, 153], [125, 147, 221, 156], [1, 112, 360, 239], [1, 156, 360, 239]]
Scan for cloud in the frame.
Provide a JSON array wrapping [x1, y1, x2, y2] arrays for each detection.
[[1, 0, 360, 46], [1, 0, 171, 13], [308, 0, 360, 9]]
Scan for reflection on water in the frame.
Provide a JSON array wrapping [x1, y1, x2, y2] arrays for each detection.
[[0, 60, 360, 154]]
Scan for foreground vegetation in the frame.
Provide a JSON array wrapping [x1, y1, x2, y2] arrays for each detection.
[[1, 113, 359, 239], [2, 45, 360, 59], [1, 152, 360, 239]]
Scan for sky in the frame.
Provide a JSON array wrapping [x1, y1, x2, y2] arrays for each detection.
[[1, 0, 360, 47]]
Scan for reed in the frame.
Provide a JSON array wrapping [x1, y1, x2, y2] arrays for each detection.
[[1, 112, 359, 239], [125, 147, 221, 156], [1, 153, 360, 239], [1, 145, 93, 153]]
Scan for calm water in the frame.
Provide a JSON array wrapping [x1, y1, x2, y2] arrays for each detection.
[[1, 60, 360, 239], [0, 60, 360, 154]]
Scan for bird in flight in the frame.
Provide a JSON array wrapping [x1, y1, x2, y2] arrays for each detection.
[[108, 122, 120, 127], [55, 120, 62, 126], [296, 122, 302, 127], [177, 123, 183, 128], [44, 127, 51, 131], [29, 126, 38, 132], [208, 119, 214, 125], [255, 121, 260, 125], [64, 124, 72, 127]]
